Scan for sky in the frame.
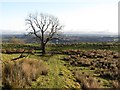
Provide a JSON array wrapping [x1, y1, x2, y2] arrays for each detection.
[[0, 0, 119, 35]]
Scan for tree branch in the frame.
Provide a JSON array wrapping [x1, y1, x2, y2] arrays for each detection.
[[26, 19, 42, 40]]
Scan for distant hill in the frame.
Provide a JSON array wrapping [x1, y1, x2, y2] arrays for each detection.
[[2, 33, 118, 43]]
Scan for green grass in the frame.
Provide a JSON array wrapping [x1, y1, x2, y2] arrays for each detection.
[[2, 54, 81, 88], [30, 55, 81, 88], [2, 42, 119, 88], [2, 54, 21, 61], [46, 42, 119, 51], [2, 42, 119, 52], [2, 53, 112, 88]]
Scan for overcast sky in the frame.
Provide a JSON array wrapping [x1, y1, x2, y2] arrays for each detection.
[[0, 0, 119, 35]]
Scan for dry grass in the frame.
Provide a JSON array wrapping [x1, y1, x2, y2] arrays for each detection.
[[74, 71, 100, 89], [112, 80, 120, 88], [2, 58, 49, 88]]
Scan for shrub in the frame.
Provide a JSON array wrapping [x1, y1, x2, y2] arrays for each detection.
[[2, 58, 49, 88]]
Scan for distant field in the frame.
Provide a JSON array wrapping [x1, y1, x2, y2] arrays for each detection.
[[2, 42, 119, 52], [1, 42, 120, 89]]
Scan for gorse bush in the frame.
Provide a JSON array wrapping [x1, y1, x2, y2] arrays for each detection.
[[2, 58, 49, 88]]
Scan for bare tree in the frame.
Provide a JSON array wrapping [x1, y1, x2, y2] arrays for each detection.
[[25, 13, 63, 55]]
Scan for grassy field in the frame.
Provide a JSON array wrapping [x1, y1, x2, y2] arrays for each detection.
[[1, 42, 120, 89]]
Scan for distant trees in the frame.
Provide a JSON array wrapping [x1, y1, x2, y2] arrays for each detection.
[[10, 37, 25, 44], [25, 13, 63, 55]]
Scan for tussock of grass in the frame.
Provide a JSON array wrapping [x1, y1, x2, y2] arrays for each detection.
[[74, 71, 100, 88], [2, 58, 49, 89], [112, 80, 120, 88]]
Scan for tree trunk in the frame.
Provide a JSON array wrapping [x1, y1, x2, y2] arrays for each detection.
[[41, 43, 45, 55]]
